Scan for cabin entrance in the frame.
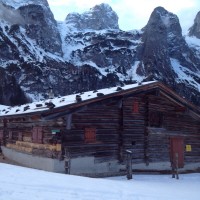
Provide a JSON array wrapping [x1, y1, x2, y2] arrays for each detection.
[[170, 137, 184, 168]]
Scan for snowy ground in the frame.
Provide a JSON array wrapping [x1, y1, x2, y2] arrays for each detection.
[[0, 163, 199, 200]]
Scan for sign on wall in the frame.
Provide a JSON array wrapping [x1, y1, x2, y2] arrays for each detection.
[[51, 129, 60, 135], [186, 145, 192, 152]]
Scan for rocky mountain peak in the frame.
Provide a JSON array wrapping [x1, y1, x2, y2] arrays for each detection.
[[0, 0, 49, 9], [144, 6, 182, 35], [0, 0, 62, 56], [18, 3, 63, 55], [65, 3, 119, 31], [189, 11, 200, 38], [137, 7, 192, 82], [154, 6, 170, 16], [91, 3, 114, 13], [134, 6, 200, 105], [141, 6, 184, 56]]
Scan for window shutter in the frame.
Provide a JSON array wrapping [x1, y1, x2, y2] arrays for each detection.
[[37, 127, 43, 144], [32, 127, 43, 143], [133, 101, 139, 113], [32, 127, 38, 143], [85, 128, 96, 143]]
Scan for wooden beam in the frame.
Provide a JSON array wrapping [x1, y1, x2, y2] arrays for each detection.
[[66, 114, 72, 130], [159, 91, 185, 107], [144, 96, 149, 166], [118, 98, 124, 162], [42, 105, 88, 120]]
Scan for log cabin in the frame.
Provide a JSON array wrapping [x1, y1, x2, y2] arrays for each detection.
[[0, 81, 200, 177]]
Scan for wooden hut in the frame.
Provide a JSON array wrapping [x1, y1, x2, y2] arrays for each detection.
[[0, 81, 200, 176]]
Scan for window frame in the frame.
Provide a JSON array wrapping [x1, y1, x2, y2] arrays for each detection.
[[32, 127, 43, 144], [149, 111, 163, 128], [84, 128, 96, 143], [132, 101, 139, 113]]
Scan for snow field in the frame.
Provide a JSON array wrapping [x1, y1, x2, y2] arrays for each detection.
[[0, 163, 199, 200]]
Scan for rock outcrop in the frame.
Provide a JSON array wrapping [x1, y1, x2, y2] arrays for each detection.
[[136, 7, 200, 103], [189, 11, 200, 39], [18, 3, 62, 55], [65, 3, 119, 30]]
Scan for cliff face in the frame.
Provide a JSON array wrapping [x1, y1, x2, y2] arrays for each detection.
[[189, 11, 200, 39], [18, 3, 62, 55], [136, 7, 200, 104], [0, 2, 199, 106], [0, 0, 64, 104]]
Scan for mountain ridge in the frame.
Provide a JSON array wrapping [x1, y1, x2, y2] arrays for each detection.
[[0, 2, 199, 106]]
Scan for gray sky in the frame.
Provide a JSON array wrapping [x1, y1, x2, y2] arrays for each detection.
[[47, 0, 200, 33]]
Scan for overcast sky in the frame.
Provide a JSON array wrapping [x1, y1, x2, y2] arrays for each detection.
[[47, 0, 200, 33]]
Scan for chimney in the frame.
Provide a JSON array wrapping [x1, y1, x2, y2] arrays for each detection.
[[48, 87, 54, 99]]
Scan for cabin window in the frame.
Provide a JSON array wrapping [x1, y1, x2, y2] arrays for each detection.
[[32, 127, 43, 144], [84, 128, 96, 143], [133, 101, 139, 113], [132, 141, 136, 146], [8, 131, 18, 141], [149, 112, 163, 127]]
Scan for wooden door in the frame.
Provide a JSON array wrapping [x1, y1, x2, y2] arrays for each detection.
[[170, 137, 184, 168]]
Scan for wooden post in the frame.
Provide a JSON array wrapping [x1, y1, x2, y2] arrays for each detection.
[[172, 152, 179, 179], [126, 150, 133, 180], [175, 153, 179, 179], [64, 148, 71, 174]]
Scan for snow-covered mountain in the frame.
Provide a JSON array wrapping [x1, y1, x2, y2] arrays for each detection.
[[0, 1, 199, 106]]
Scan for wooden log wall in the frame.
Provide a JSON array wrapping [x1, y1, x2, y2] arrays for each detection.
[[148, 134, 169, 162], [62, 100, 120, 163], [147, 95, 179, 113], [2, 115, 66, 159], [147, 95, 200, 165], [164, 113, 200, 164], [122, 96, 146, 164], [146, 95, 176, 164], [184, 136, 200, 163]]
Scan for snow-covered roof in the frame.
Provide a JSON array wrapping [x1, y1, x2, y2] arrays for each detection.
[[0, 81, 156, 117]]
